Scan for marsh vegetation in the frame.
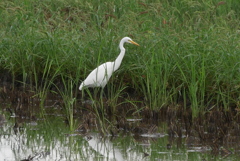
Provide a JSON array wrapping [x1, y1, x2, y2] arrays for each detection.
[[0, 0, 240, 160]]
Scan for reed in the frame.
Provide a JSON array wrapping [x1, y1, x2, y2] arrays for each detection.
[[0, 0, 239, 117], [58, 77, 78, 131]]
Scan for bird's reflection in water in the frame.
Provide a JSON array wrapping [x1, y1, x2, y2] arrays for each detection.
[[85, 133, 124, 161]]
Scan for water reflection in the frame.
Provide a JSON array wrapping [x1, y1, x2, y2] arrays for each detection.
[[85, 133, 124, 161], [0, 110, 239, 161], [0, 113, 146, 161]]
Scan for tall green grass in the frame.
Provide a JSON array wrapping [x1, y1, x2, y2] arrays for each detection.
[[0, 0, 239, 116]]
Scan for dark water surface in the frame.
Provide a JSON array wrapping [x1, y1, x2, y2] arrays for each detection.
[[0, 99, 240, 160]]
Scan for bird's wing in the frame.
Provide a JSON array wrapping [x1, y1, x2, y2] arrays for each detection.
[[81, 62, 114, 88]]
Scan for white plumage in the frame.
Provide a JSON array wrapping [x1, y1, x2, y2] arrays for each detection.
[[79, 37, 139, 90]]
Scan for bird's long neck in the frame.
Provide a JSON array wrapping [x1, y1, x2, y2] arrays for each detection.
[[113, 40, 126, 71]]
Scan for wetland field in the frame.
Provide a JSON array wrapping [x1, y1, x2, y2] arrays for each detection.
[[0, 0, 240, 160]]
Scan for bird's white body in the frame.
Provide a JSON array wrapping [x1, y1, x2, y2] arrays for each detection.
[[79, 61, 115, 90], [79, 37, 139, 90]]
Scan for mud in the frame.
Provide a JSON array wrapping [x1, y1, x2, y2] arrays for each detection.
[[1, 81, 240, 159]]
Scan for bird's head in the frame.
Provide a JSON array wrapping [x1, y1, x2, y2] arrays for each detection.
[[123, 37, 140, 46]]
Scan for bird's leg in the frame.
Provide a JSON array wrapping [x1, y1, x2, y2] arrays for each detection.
[[80, 88, 85, 101], [102, 87, 108, 100], [93, 87, 100, 101]]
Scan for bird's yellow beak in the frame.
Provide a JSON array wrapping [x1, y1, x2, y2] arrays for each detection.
[[129, 40, 140, 46]]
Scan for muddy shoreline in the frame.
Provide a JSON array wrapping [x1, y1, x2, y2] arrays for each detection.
[[1, 80, 240, 159]]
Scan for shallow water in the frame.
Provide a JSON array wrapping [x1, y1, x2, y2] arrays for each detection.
[[1, 105, 240, 161], [0, 93, 240, 161]]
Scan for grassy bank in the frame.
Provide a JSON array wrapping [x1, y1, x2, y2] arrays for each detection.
[[0, 0, 239, 116]]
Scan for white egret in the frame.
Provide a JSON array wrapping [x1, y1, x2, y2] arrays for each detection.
[[79, 37, 139, 90]]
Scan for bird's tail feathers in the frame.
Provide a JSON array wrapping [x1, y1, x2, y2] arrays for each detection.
[[79, 83, 83, 90]]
